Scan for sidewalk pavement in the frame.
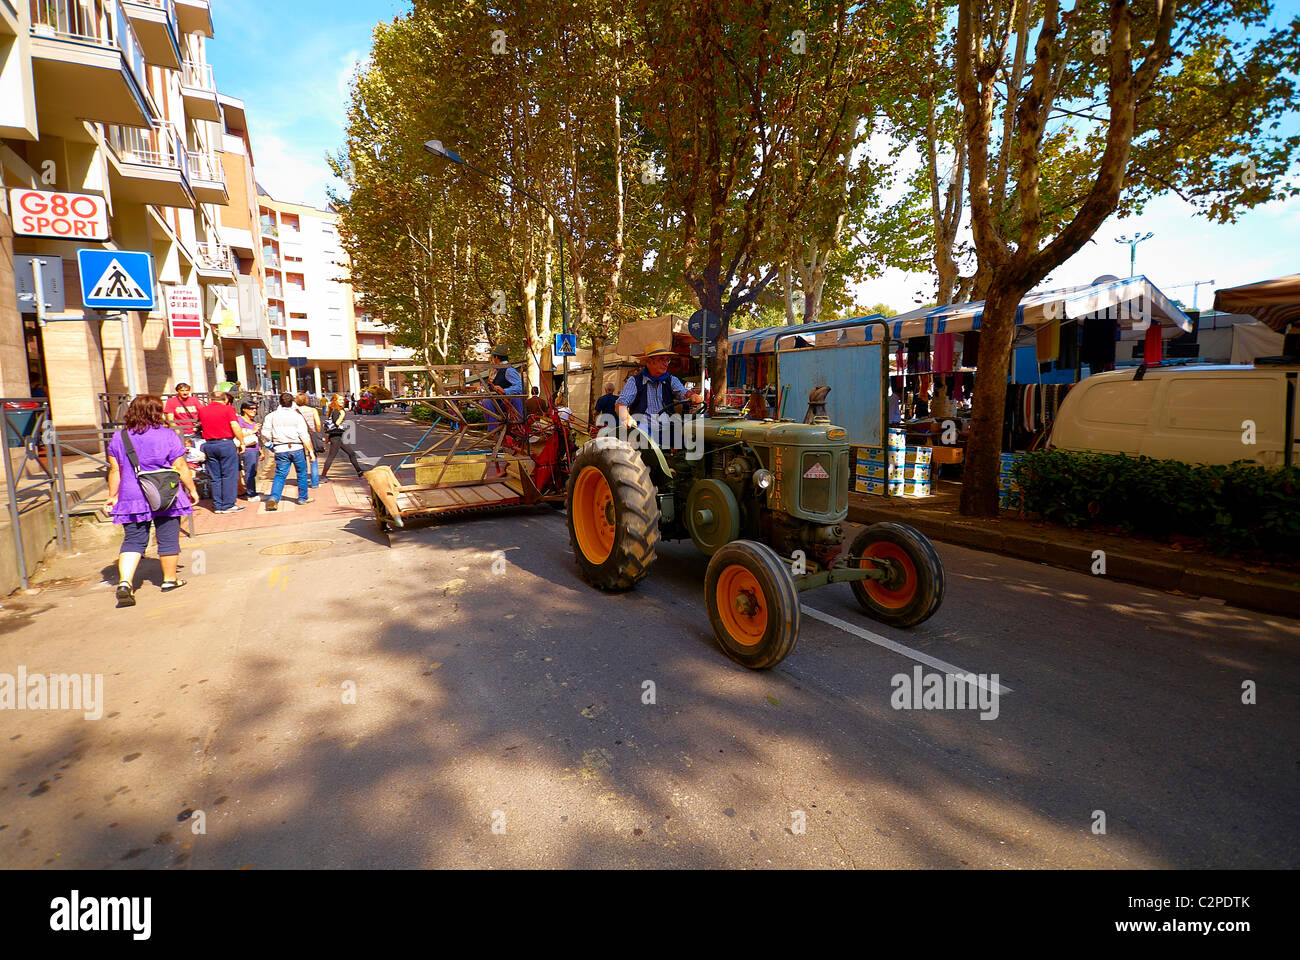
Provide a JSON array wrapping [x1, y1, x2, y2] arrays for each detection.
[[191, 477, 374, 535], [848, 481, 1300, 619]]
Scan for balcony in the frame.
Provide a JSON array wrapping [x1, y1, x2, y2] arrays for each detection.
[[179, 58, 219, 121], [262, 251, 280, 270], [267, 306, 284, 326], [265, 280, 282, 300], [194, 241, 236, 281], [259, 219, 278, 238], [123, 0, 179, 69], [174, 0, 211, 38], [104, 119, 195, 208], [187, 149, 226, 203], [357, 345, 393, 361], [29, 0, 156, 136]]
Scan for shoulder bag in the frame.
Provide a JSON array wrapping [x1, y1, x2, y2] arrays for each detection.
[[119, 429, 182, 512]]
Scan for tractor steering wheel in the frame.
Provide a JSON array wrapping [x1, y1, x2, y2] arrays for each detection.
[[668, 397, 707, 416]]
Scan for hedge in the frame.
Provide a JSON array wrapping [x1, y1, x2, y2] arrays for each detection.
[[1010, 450, 1300, 558]]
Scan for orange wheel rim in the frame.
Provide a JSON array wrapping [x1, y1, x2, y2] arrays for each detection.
[[573, 466, 615, 563], [716, 565, 768, 646], [860, 541, 917, 609]]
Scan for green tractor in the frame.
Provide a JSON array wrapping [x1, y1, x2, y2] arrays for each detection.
[[566, 413, 945, 669]]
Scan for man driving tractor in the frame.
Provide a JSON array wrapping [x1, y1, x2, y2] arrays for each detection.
[[616, 341, 701, 425]]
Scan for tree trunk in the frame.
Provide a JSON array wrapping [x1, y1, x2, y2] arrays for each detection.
[[589, 331, 606, 428], [958, 279, 1029, 517]]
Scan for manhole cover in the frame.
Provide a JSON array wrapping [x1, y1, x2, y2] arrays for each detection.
[[259, 540, 334, 556]]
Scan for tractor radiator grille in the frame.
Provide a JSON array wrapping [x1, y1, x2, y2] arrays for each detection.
[[800, 452, 833, 514], [837, 450, 849, 513]]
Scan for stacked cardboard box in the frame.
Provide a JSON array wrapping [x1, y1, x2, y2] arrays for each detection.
[[854, 434, 933, 497], [999, 452, 1023, 508]]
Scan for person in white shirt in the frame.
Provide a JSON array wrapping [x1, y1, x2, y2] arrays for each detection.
[[258, 393, 316, 510]]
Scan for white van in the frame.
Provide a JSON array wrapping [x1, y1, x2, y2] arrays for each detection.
[[1047, 364, 1300, 467]]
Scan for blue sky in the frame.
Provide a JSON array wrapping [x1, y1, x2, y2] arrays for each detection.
[[207, 1, 1298, 310], [206, 0, 409, 208]]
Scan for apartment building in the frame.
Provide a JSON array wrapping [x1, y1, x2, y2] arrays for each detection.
[[0, 0, 254, 429], [354, 302, 416, 393], [257, 192, 357, 397], [214, 92, 278, 390]]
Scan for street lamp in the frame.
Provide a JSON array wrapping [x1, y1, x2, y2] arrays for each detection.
[[1115, 232, 1154, 279], [423, 138, 569, 400]]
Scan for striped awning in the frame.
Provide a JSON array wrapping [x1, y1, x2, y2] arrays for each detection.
[[1213, 273, 1300, 332], [729, 277, 1191, 354]]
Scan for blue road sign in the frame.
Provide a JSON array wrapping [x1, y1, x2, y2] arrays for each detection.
[[288, 356, 308, 368], [77, 249, 155, 310], [554, 333, 577, 356]]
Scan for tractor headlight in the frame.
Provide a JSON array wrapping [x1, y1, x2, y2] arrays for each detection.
[[753, 468, 774, 490]]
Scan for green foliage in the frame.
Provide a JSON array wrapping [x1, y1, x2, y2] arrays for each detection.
[[1012, 450, 1300, 559], [409, 402, 435, 422]]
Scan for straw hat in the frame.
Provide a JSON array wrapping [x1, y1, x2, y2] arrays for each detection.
[[642, 340, 675, 359]]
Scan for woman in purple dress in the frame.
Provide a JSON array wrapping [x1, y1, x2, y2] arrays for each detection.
[[105, 395, 199, 607]]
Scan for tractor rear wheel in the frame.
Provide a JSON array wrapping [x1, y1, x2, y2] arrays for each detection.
[[566, 437, 659, 591], [848, 522, 944, 628], [705, 540, 800, 669]]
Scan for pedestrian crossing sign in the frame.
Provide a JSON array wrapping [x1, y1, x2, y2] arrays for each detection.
[[76, 249, 155, 310], [554, 333, 577, 356]]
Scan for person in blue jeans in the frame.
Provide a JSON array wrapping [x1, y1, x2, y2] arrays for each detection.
[[258, 392, 317, 510], [195, 391, 245, 514], [236, 401, 262, 500]]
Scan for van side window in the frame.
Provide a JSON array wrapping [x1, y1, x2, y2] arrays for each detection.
[[1161, 378, 1275, 437], [1079, 381, 1158, 426]]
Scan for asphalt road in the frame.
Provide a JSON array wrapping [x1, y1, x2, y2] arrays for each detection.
[[2, 410, 1296, 869]]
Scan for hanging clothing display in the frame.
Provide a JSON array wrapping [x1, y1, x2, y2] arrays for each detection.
[[963, 331, 980, 367], [933, 333, 955, 373], [1144, 323, 1163, 364], [1035, 320, 1061, 363], [1082, 315, 1118, 372], [1058, 320, 1080, 371]]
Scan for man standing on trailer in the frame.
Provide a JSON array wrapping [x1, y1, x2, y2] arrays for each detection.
[[484, 345, 524, 426]]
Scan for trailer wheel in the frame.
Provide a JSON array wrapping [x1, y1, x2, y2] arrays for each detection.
[[566, 437, 659, 591], [848, 522, 944, 628], [705, 540, 800, 669]]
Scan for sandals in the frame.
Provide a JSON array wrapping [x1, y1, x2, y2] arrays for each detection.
[[160, 579, 187, 593], [115, 582, 135, 607]]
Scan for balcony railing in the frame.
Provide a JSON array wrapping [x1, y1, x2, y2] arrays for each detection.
[[106, 119, 186, 172], [31, 0, 151, 101], [259, 220, 278, 238], [265, 280, 282, 299], [195, 241, 233, 274], [263, 253, 280, 269], [187, 150, 224, 185], [267, 306, 284, 325], [180, 58, 214, 91]]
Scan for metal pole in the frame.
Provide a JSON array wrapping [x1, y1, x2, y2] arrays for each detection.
[[32, 258, 46, 327], [3, 413, 29, 590]]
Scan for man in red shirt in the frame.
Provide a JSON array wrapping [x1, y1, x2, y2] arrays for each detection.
[[164, 383, 202, 435], [196, 391, 245, 513]]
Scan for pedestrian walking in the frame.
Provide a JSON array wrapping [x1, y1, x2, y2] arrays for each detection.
[[105, 395, 199, 607], [320, 393, 368, 481], [259, 393, 316, 510], [236, 400, 262, 501], [294, 392, 324, 488], [196, 391, 246, 513]]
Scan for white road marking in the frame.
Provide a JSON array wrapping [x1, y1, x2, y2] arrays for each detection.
[[800, 603, 1013, 696], [382, 434, 402, 441]]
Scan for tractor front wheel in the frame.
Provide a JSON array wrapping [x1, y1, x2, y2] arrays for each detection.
[[566, 437, 660, 591], [705, 540, 800, 669], [848, 522, 944, 628]]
